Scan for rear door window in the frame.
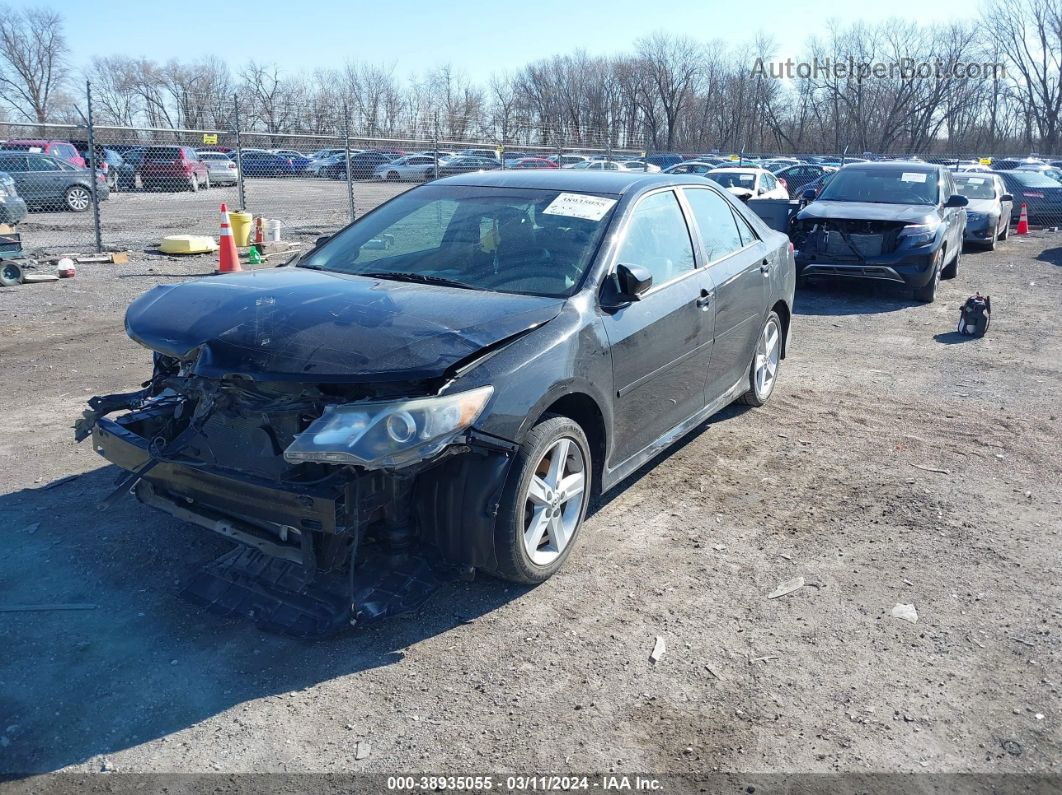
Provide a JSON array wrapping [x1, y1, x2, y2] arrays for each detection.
[[682, 187, 746, 262]]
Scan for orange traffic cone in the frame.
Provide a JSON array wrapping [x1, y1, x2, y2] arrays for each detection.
[[1016, 202, 1029, 235], [253, 216, 265, 253], [217, 203, 242, 273]]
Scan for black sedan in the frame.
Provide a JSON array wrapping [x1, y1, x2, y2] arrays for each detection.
[[76, 170, 794, 633], [790, 162, 968, 302], [323, 151, 400, 180], [434, 156, 501, 178], [995, 170, 1062, 227]]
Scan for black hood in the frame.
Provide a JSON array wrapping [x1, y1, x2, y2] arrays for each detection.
[[797, 200, 938, 225], [125, 267, 563, 382]]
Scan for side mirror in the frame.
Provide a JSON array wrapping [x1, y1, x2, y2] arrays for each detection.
[[617, 263, 653, 300], [1001, 193, 1014, 202], [315, 235, 331, 248], [802, 189, 817, 201], [946, 194, 969, 208]]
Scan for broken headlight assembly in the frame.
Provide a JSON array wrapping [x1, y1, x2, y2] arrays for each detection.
[[283, 385, 494, 469], [897, 221, 940, 245]]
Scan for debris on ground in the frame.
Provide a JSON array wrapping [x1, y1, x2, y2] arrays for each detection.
[[767, 577, 805, 599], [355, 740, 371, 760], [1001, 739, 1023, 757], [650, 636, 666, 664], [910, 463, 950, 474], [891, 603, 919, 623]]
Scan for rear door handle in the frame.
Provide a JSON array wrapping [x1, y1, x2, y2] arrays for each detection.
[[695, 289, 714, 309]]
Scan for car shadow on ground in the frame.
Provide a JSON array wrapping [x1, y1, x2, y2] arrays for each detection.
[[1036, 246, 1062, 266], [0, 465, 532, 774], [792, 279, 915, 316]]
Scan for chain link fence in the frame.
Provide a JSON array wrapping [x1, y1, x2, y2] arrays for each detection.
[[2, 82, 1060, 255]]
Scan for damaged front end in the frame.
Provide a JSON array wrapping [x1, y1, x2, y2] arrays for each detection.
[[791, 212, 942, 287], [76, 353, 515, 637]]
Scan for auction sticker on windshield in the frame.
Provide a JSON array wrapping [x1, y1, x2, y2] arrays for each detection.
[[543, 193, 617, 221], [901, 172, 928, 182]]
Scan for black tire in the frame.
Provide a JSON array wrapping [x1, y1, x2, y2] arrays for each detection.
[[423, 168, 435, 182], [942, 244, 960, 279], [64, 185, 92, 212], [914, 248, 943, 303], [387, 171, 400, 181], [0, 261, 23, 287], [739, 311, 783, 407], [489, 415, 592, 584], [984, 234, 996, 251]]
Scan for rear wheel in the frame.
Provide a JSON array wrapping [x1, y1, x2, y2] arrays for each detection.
[[942, 244, 960, 279], [490, 415, 592, 584], [387, 171, 400, 181], [739, 311, 782, 407], [914, 248, 943, 303], [64, 185, 91, 212]]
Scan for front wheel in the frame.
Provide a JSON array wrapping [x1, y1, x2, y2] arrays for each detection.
[[914, 248, 943, 303], [739, 311, 783, 407], [490, 415, 592, 584], [942, 244, 960, 279]]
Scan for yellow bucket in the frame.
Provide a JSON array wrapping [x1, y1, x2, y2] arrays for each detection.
[[228, 211, 253, 247]]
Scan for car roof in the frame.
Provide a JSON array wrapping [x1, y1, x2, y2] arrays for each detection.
[[433, 169, 710, 194], [709, 166, 765, 173]]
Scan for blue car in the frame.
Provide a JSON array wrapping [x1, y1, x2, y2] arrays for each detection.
[[238, 151, 302, 177]]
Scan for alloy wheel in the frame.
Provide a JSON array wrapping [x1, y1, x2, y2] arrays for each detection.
[[753, 315, 782, 399], [522, 437, 586, 566], [66, 187, 90, 211]]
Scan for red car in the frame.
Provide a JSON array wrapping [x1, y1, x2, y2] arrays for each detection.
[[140, 145, 211, 192], [508, 157, 558, 169], [3, 139, 85, 168]]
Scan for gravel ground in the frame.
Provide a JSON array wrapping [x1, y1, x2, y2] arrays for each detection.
[[0, 230, 1059, 780], [14, 177, 412, 254]]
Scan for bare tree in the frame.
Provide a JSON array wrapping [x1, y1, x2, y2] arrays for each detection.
[[0, 5, 69, 123]]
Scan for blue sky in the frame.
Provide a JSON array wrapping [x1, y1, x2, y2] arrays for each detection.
[[37, 0, 976, 82]]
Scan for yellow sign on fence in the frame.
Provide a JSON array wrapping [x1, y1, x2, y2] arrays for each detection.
[[979, 157, 992, 166], [202, 133, 218, 145]]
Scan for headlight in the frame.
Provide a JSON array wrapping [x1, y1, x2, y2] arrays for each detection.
[[283, 385, 494, 469], [898, 222, 940, 243]]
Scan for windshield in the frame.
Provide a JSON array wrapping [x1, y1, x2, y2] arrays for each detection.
[[817, 166, 939, 205], [954, 176, 996, 199], [1009, 172, 1061, 188], [708, 171, 757, 188], [298, 185, 618, 298]]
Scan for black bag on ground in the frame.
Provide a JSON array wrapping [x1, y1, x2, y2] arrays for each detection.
[[958, 294, 991, 337]]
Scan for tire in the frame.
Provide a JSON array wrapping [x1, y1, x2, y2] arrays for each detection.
[[942, 243, 960, 279], [0, 261, 23, 287], [914, 248, 943, 303], [64, 185, 91, 212], [984, 234, 996, 251], [387, 171, 400, 181], [489, 415, 592, 584], [423, 168, 435, 182], [739, 311, 783, 407], [999, 220, 1009, 241]]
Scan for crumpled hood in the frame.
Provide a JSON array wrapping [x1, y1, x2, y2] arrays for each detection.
[[797, 200, 938, 225], [125, 267, 563, 382], [726, 187, 754, 200]]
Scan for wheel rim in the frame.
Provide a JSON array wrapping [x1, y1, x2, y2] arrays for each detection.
[[68, 188, 89, 210], [1, 263, 20, 284], [522, 437, 586, 566], [754, 316, 782, 399]]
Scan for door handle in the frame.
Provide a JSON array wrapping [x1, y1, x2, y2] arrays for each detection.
[[695, 289, 714, 309], [760, 259, 771, 274]]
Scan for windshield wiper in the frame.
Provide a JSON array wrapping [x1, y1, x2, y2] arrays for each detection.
[[357, 271, 480, 290]]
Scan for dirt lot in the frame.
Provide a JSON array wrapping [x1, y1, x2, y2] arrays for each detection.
[[15, 177, 411, 254], [0, 230, 1059, 781]]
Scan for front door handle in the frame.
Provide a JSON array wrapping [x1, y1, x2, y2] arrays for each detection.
[[695, 289, 714, 309], [760, 259, 771, 275]]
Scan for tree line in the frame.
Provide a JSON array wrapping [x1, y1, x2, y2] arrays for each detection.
[[0, 1, 1059, 156]]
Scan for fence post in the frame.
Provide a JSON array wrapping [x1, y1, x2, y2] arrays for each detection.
[[433, 112, 440, 180], [233, 93, 246, 211], [84, 80, 103, 253], [343, 103, 356, 222]]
